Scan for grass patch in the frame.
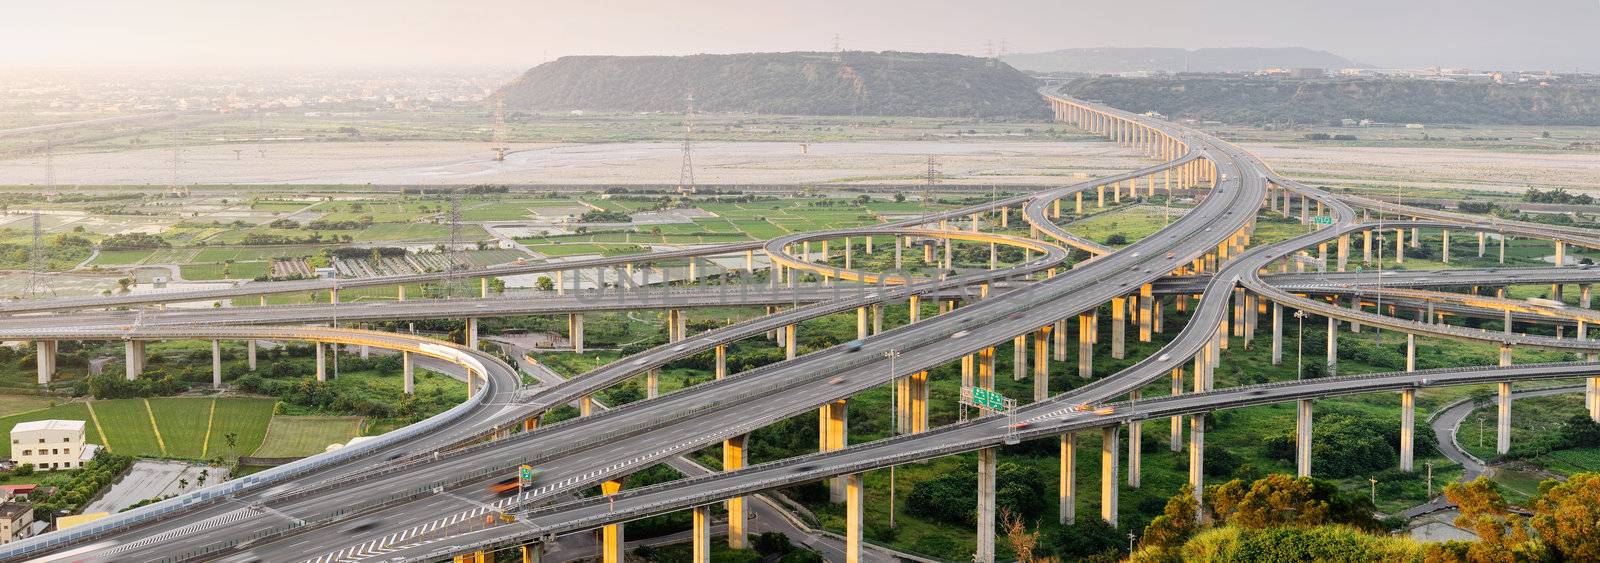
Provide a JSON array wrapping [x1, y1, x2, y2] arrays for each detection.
[[251, 416, 364, 457]]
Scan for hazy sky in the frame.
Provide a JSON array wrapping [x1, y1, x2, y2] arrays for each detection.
[[5, 0, 1599, 71]]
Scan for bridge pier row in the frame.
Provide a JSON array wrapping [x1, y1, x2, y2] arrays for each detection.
[[1078, 312, 1095, 379], [34, 341, 56, 385], [1110, 297, 1127, 359], [1497, 382, 1512, 455], [820, 399, 849, 502], [315, 342, 327, 382], [1171, 368, 1185, 452], [1400, 389, 1416, 472], [465, 317, 478, 350], [1295, 399, 1313, 477], [1326, 316, 1339, 377], [569, 313, 584, 354], [975, 447, 997, 563], [1102, 425, 1120, 527], [124, 340, 145, 380], [600, 479, 625, 563], [1060, 433, 1077, 524], [1033, 329, 1050, 401], [211, 340, 222, 389], [714, 434, 748, 549], [714, 345, 727, 379], [402, 351, 415, 394], [692, 505, 711, 563]]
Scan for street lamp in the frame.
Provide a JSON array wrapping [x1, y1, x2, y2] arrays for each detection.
[[1128, 532, 1138, 553], [1477, 415, 1486, 448]]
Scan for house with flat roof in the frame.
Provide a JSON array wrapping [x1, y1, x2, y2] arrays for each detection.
[[0, 502, 33, 544], [9, 420, 87, 471]]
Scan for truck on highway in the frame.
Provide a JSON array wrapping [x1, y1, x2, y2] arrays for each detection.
[[489, 467, 543, 495], [1526, 297, 1566, 309]]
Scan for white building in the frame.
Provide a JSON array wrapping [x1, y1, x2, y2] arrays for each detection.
[[9, 420, 87, 471]]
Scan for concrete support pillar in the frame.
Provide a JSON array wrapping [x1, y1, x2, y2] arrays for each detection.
[[211, 340, 222, 389], [1411, 226, 1420, 248], [1363, 230, 1373, 264], [856, 307, 868, 341], [647, 369, 659, 399], [403, 351, 414, 395], [1337, 234, 1350, 272], [1271, 302, 1284, 365], [1128, 395, 1142, 489], [1053, 318, 1067, 361], [1188, 415, 1206, 514], [1400, 389, 1415, 472], [315, 342, 327, 382], [1101, 425, 1120, 527], [1170, 368, 1184, 452], [1556, 240, 1566, 266], [247, 340, 257, 371], [844, 472, 864, 563], [1110, 297, 1127, 359], [1060, 433, 1076, 525], [1500, 344, 1513, 367], [942, 238, 952, 270], [1442, 229, 1451, 263], [714, 345, 727, 379], [600, 480, 624, 563], [723, 434, 748, 549], [785, 324, 797, 360], [465, 317, 478, 350], [34, 341, 56, 385], [975, 447, 996, 563], [569, 313, 584, 354], [1395, 228, 1405, 263], [1406, 334, 1416, 373], [691, 505, 711, 563], [1326, 316, 1338, 377], [1296, 399, 1313, 477], [872, 304, 883, 335], [1500, 234, 1507, 263], [1078, 312, 1095, 379], [1138, 284, 1154, 342], [820, 400, 848, 502], [1033, 329, 1049, 402], [908, 295, 921, 324], [580, 395, 593, 416], [1497, 381, 1512, 455], [480, 276, 490, 298], [124, 340, 145, 380], [1013, 335, 1027, 381]]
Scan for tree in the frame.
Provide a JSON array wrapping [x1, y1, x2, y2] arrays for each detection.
[[1105, 233, 1129, 245], [1139, 489, 1198, 550], [178, 478, 188, 491], [224, 432, 239, 459], [1444, 477, 1542, 560], [1531, 472, 1600, 561], [893, 193, 906, 202], [536, 276, 555, 292], [1000, 509, 1040, 563]]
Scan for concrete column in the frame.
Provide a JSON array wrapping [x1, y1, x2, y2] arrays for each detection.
[[894, 236, 903, 269], [1060, 433, 1076, 524], [247, 340, 257, 371], [1500, 344, 1513, 367], [845, 472, 864, 563], [1128, 394, 1142, 488], [908, 295, 920, 324], [1406, 334, 1417, 372], [35, 341, 55, 385], [1363, 230, 1373, 264], [315, 342, 327, 382], [1400, 389, 1415, 472], [820, 400, 848, 502], [1497, 381, 1512, 455], [872, 304, 883, 335], [580, 395, 593, 416], [1101, 426, 1120, 527], [1170, 368, 1184, 452], [942, 238, 952, 270], [1395, 228, 1405, 263], [1411, 226, 1420, 248], [555, 270, 565, 295], [1078, 312, 1095, 379], [1326, 316, 1338, 377], [1296, 399, 1313, 477], [1442, 229, 1451, 263], [857, 307, 868, 341], [1556, 240, 1566, 266], [1271, 302, 1284, 365], [714, 345, 727, 379], [647, 369, 659, 398], [465, 317, 478, 350], [600, 479, 624, 563], [691, 505, 711, 563], [1337, 234, 1350, 272], [1053, 318, 1067, 361], [403, 351, 414, 395], [1075, 192, 1084, 214], [1478, 231, 1487, 257], [124, 340, 144, 380], [785, 324, 797, 360], [1013, 334, 1027, 381], [1188, 415, 1206, 515], [480, 276, 490, 298], [1500, 235, 1506, 264], [569, 313, 584, 354], [1033, 329, 1049, 402], [723, 434, 748, 549], [1138, 284, 1154, 342], [976, 447, 996, 563], [211, 340, 222, 389]]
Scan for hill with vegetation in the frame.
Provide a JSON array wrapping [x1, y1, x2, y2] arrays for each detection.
[[1004, 47, 1362, 74], [1057, 76, 1600, 125], [496, 52, 1049, 119]]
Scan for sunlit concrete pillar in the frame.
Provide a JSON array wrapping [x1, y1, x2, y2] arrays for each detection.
[[1497, 381, 1512, 455], [1363, 230, 1373, 264], [1110, 297, 1127, 359], [1127, 394, 1142, 488], [646, 369, 659, 398], [820, 399, 848, 502], [1411, 226, 1420, 248], [35, 341, 55, 385], [600, 479, 624, 563], [785, 324, 797, 360], [1053, 318, 1067, 361], [1078, 312, 1095, 379], [942, 238, 952, 270], [1013, 335, 1027, 381], [555, 270, 565, 295], [1500, 234, 1507, 263], [465, 317, 478, 350], [1138, 284, 1154, 342], [1556, 240, 1566, 266], [912, 370, 929, 432], [569, 313, 584, 354], [124, 340, 144, 380], [1189, 414, 1206, 516], [1170, 368, 1184, 452], [691, 505, 711, 563], [402, 351, 414, 395], [908, 295, 921, 323], [1075, 192, 1084, 214], [856, 307, 868, 341], [723, 434, 748, 549], [975, 447, 996, 563], [1326, 316, 1338, 377], [1097, 184, 1105, 208], [714, 345, 727, 379], [844, 472, 864, 563], [1270, 302, 1284, 365], [1441, 229, 1451, 263], [1296, 399, 1313, 477], [1500, 344, 1513, 367], [871, 304, 883, 335], [315, 342, 327, 382], [1033, 328, 1049, 401], [580, 395, 593, 416], [1060, 433, 1076, 525], [1395, 228, 1405, 263], [1400, 389, 1416, 472], [1099, 425, 1120, 527]]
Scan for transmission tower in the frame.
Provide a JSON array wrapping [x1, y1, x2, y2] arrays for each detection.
[[491, 93, 508, 162], [676, 93, 697, 196], [831, 34, 843, 63], [985, 40, 996, 67], [446, 188, 463, 297], [925, 155, 941, 187]]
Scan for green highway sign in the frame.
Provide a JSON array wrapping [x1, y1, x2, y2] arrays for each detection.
[[968, 387, 1008, 410], [519, 464, 537, 488], [1312, 216, 1334, 225]]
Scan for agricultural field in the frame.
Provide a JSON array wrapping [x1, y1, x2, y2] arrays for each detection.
[[251, 416, 364, 458], [0, 397, 276, 460]]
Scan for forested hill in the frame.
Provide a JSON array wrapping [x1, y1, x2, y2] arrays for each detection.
[[1058, 77, 1600, 125], [1004, 47, 1362, 74], [496, 52, 1050, 119]]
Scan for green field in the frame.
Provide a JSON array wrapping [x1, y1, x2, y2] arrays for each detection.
[[0, 397, 278, 460], [251, 416, 364, 457]]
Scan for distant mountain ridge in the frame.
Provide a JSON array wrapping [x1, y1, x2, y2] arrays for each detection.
[[496, 52, 1050, 119], [1003, 47, 1366, 74]]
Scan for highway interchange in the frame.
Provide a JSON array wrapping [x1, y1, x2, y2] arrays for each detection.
[[2, 92, 1598, 563]]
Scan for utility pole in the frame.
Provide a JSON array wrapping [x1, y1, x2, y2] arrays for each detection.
[[677, 92, 696, 196], [1425, 462, 1434, 499]]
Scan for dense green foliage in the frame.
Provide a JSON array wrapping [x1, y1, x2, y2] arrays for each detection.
[[26, 452, 135, 519], [1524, 187, 1595, 205], [499, 52, 1050, 119], [905, 461, 1047, 525], [578, 210, 632, 223], [1058, 77, 1600, 125], [99, 232, 169, 250]]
